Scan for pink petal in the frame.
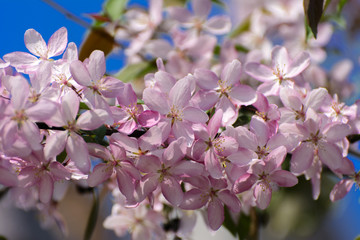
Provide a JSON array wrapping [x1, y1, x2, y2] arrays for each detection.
[[264, 146, 287, 170], [172, 121, 194, 146], [271, 46, 289, 72], [24, 29, 47, 58], [27, 100, 57, 121], [323, 123, 351, 142], [192, 0, 211, 19], [194, 68, 219, 90], [205, 150, 223, 179], [70, 60, 92, 86], [87, 163, 113, 187], [221, 59, 242, 86], [3, 52, 40, 71], [250, 117, 269, 147], [169, 77, 191, 108], [217, 190, 241, 212], [208, 109, 223, 138], [183, 106, 208, 123], [233, 173, 257, 194], [118, 119, 137, 135], [304, 88, 328, 111], [318, 142, 342, 170], [7, 75, 29, 109], [149, 0, 163, 25], [229, 84, 257, 105], [110, 133, 139, 152], [76, 109, 108, 130], [160, 176, 184, 206], [290, 142, 314, 174], [245, 63, 277, 82], [21, 121, 42, 150], [116, 168, 136, 200], [47, 27, 68, 57], [66, 133, 90, 173], [254, 181, 272, 210], [269, 170, 298, 187], [163, 137, 187, 164], [171, 161, 204, 176], [207, 198, 224, 230], [215, 136, 238, 156], [0, 167, 18, 187], [286, 52, 310, 78], [44, 130, 68, 159], [88, 50, 106, 81], [116, 83, 136, 106], [203, 16, 231, 35], [142, 88, 170, 114], [180, 189, 208, 210], [168, 7, 192, 23], [227, 148, 257, 166], [330, 179, 354, 202], [49, 162, 71, 180], [257, 81, 280, 96], [136, 155, 161, 173], [39, 173, 54, 203], [138, 110, 160, 127], [61, 90, 80, 122], [100, 76, 125, 98]]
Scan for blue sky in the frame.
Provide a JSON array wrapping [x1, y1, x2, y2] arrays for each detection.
[[1, 0, 360, 239]]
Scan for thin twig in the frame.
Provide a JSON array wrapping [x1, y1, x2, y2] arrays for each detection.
[[41, 0, 92, 29]]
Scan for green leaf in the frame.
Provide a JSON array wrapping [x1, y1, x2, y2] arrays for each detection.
[[355, 235, 360, 240], [104, 0, 128, 21], [228, 18, 250, 38], [80, 102, 90, 110], [114, 61, 157, 83], [336, 0, 348, 14], [56, 149, 67, 164], [303, 0, 325, 38], [92, 125, 109, 146], [164, 0, 186, 7], [212, 0, 226, 8], [0, 236, 7, 240], [84, 189, 100, 240], [232, 106, 256, 128]]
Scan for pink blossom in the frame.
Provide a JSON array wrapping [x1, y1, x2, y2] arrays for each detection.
[[245, 46, 310, 96], [3, 27, 68, 73], [180, 175, 241, 230], [136, 137, 204, 206], [44, 91, 109, 173], [192, 59, 257, 125], [233, 146, 298, 209], [143, 75, 208, 146], [87, 143, 141, 203]]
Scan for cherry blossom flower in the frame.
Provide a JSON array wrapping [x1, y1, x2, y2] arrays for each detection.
[[87, 143, 141, 203], [168, 0, 231, 35], [143, 74, 208, 146], [180, 175, 241, 230], [3, 27, 68, 73], [136, 137, 204, 206], [245, 46, 310, 96], [233, 146, 298, 209], [44, 91, 108, 173], [192, 59, 257, 125]]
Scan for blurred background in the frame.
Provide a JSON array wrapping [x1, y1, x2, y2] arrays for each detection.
[[0, 0, 360, 239]]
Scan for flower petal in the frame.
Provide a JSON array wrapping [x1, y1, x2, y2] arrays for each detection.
[[161, 176, 184, 206], [24, 28, 47, 58], [47, 27, 68, 57]]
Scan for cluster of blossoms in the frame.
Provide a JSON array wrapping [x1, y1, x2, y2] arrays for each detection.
[[1, 0, 360, 239]]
